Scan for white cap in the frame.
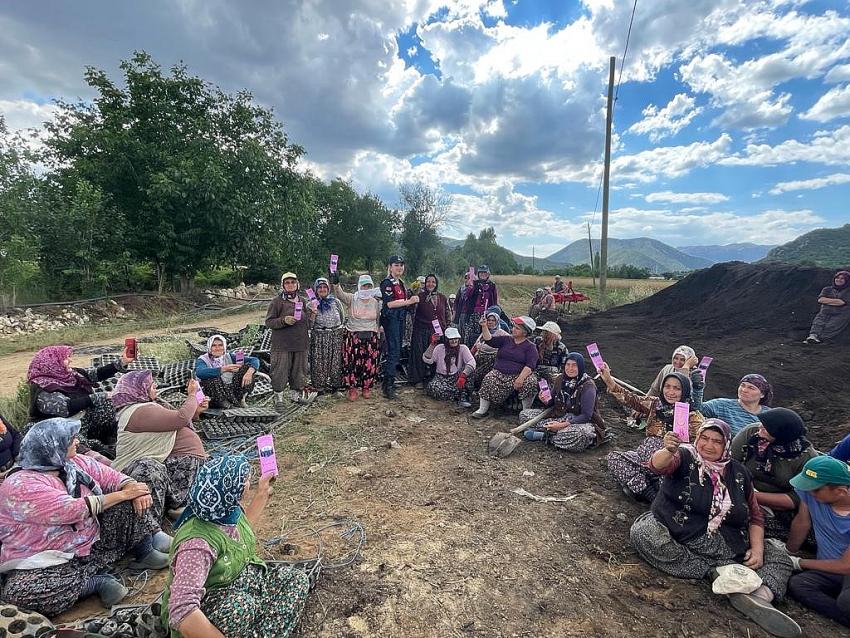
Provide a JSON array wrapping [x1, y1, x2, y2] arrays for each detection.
[[540, 321, 561, 336], [445, 327, 461, 339], [512, 315, 537, 334]]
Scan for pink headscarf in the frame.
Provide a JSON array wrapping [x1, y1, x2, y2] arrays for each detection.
[[27, 345, 88, 392], [111, 370, 154, 410], [683, 418, 734, 534]]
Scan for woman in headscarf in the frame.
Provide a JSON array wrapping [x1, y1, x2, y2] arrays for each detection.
[[27, 344, 135, 456], [195, 335, 260, 409], [266, 272, 317, 409], [163, 456, 310, 638], [804, 270, 850, 344], [409, 274, 451, 389], [630, 420, 799, 638], [533, 321, 569, 387], [646, 345, 698, 398], [471, 308, 510, 389], [601, 361, 705, 502], [422, 327, 476, 407], [462, 265, 498, 348], [696, 373, 773, 435], [520, 353, 606, 452], [730, 408, 818, 541], [0, 419, 170, 616], [0, 414, 22, 477], [528, 288, 545, 318], [333, 274, 382, 401], [111, 371, 209, 516], [472, 315, 539, 418], [308, 277, 346, 392]]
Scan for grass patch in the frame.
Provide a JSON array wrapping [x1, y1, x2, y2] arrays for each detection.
[[0, 381, 32, 428], [139, 339, 194, 364]]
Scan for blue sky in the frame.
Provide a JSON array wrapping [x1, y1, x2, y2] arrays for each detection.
[[1, 0, 849, 257]]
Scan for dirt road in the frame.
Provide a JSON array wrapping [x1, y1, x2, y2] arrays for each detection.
[[0, 308, 265, 395]]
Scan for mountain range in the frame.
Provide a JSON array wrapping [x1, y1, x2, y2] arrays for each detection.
[[542, 237, 712, 272], [761, 224, 850, 267], [677, 243, 775, 264]]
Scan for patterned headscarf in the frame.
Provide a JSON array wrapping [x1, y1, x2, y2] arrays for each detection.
[[15, 418, 102, 497], [683, 419, 733, 534], [745, 407, 811, 476], [672, 345, 695, 365], [111, 370, 154, 410], [833, 270, 850, 291], [175, 455, 250, 529], [27, 346, 90, 392], [313, 277, 336, 313], [562, 352, 590, 398], [199, 335, 228, 369], [740, 373, 773, 406], [654, 370, 693, 428]]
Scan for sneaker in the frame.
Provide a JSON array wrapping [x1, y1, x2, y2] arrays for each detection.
[[347, 388, 358, 401], [471, 410, 487, 419], [98, 576, 129, 608], [457, 399, 472, 408], [803, 334, 821, 344], [129, 548, 170, 571], [728, 593, 801, 638], [362, 387, 372, 399]]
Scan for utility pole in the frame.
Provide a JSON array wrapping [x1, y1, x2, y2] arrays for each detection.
[[600, 55, 615, 304], [586, 222, 596, 288]]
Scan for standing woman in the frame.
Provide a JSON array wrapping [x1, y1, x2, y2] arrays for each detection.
[[308, 277, 346, 393], [333, 274, 382, 401], [463, 266, 498, 348], [455, 273, 473, 333], [804, 270, 850, 344], [195, 335, 260, 409], [408, 274, 451, 389], [265, 273, 317, 409], [379, 256, 418, 400]]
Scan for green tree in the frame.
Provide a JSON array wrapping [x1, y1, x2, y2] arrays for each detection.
[[398, 181, 450, 276]]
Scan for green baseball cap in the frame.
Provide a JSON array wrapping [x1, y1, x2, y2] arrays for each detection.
[[790, 455, 850, 491]]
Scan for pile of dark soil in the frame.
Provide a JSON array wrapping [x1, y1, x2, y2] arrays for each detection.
[[564, 262, 850, 448]]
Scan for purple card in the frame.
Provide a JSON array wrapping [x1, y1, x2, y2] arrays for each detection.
[[586, 343, 604, 370], [194, 388, 206, 404], [673, 402, 690, 442], [538, 378, 552, 403], [306, 288, 316, 300], [234, 351, 245, 363], [293, 301, 303, 320], [468, 266, 476, 282], [432, 319, 443, 336], [257, 434, 279, 478], [698, 356, 713, 381], [329, 254, 339, 273]]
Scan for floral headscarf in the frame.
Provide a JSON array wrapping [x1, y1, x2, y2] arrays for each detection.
[[15, 418, 101, 497], [27, 346, 90, 392], [199, 335, 228, 369], [111, 370, 154, 410], [672, 345, 695, 364], [740, 373, 774, 406], [174, 454, 250, 529], [683, 419, 733, 534]]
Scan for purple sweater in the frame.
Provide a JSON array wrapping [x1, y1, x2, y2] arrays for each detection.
[[487, 335, 538, 375]]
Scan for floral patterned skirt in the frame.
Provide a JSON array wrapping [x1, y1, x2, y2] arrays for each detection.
[[342, 330, 380, 390]]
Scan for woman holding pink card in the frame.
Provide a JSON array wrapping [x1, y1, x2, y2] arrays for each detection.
[[422, 327, 475, 407], [409, 274, 451, 389], [601, 363, 705, 502], [333, 274, 382, 401], [195, 335, 260, 408], [630, 420, 799, 638], [308, 277, 346, 393]]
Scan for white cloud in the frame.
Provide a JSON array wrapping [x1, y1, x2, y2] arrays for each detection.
[[0, 99, 58, 132], [720, 125, 850, 166], [825, 63, 850, 83], [627, 93, 702, 142], [407, 45, 417, 57], [645, 191, 729, 204], [609, 134, 734, 183], [769, 172, 850, 194], [801, 84, 850, 122]]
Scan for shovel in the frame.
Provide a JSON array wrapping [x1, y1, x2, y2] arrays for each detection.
[[487, 408, 553, 458]]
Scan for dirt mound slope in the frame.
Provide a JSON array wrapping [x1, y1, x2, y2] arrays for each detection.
[[564, 262, 850, 447]]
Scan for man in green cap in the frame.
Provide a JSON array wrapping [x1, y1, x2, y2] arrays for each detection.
[[786, 455, 850, 627]]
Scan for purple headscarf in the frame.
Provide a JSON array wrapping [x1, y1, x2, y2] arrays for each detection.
[[111, 370, 154, 410], [740, 373, 773, 406], [27, 345, 91, 393]]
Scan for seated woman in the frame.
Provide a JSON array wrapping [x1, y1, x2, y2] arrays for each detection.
[[696, 373, 773, 435], [409, 274, 450, 389], [630, 420, 799, 637], [528, 288, 544, 316], [163, 455, 310, 638], [195, 335, 259, 409], [112, 371, 209, 516], [534, 321, 569, 386], [730, 407, 818, 541], [422, 327, 476, 408], [602, 362, 704, 502], [520, 353, 605, 452], [309, 277, 346, 392], [646, 345, 696, 398], [26, 345, 134, 455], [333, 274, 382, 401], [0, 418, 170, 617], [472, 316, 539, 418], [0, 414, 22, 476], [472, 308, 510, 389], [804, 270, 850, 344]]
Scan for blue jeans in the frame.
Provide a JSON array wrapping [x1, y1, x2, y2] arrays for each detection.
[[382, 310, 406, 379]]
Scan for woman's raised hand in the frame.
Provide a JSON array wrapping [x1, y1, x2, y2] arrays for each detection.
[[662, 431, 682, 454]]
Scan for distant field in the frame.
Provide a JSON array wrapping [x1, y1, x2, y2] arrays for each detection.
[[491, 274, 673, 290]]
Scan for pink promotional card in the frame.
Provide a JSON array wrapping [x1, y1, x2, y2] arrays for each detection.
[[538, 378, 552, 403], [432, 319, 443, 336], [293, 301, 303, 320], [698, 356, 713, 381], [233, 351, 245, 363], [194, 388, 206, 404], [468, 266, 476, 282], [256, 434, 279, 478], [305, 288, 316, 300], [329, 254, 339, 273], [673, 402, 690, 441], [586, 342, 604, 370]]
